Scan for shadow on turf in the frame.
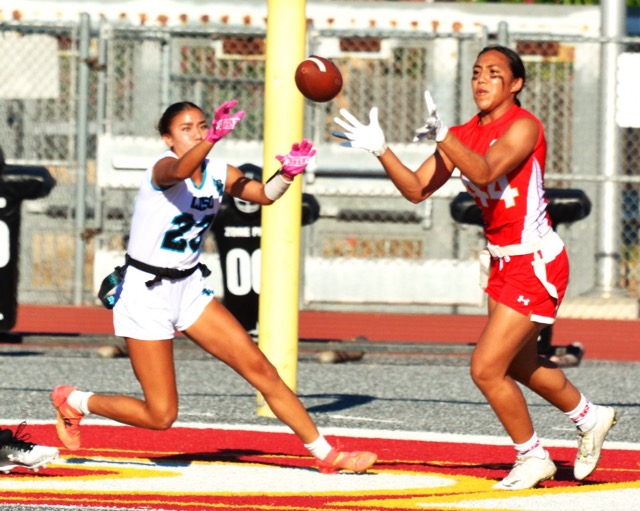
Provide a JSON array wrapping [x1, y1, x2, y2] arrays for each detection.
[[0, 350, 43, 357], [149, 449, 375, 474], [303, 393, 375, 413]]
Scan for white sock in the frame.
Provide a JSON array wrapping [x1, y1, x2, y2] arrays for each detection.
[[514, 432, 546, 459], [304, 435, 333, 460], [566, 394, 597, 432], [67, 390, 94, 415]]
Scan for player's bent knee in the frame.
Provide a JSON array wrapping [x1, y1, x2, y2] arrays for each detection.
[[150, 416, 177, 430], [147, 408, 178, 430], [470, 363, 502, 390]]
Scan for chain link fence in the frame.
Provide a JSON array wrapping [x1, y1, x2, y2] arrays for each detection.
[[0, 21, 83, 304], [1, 14, 639, 316]]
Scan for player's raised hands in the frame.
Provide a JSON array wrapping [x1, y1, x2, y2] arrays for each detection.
[[206, 99, 246, 143], [333, 107, 387, 157], [276, 139, 316, 180], [413, 91, 449, 143]]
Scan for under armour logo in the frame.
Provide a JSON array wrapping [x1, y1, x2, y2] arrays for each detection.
[[517, 295, 531, 306]]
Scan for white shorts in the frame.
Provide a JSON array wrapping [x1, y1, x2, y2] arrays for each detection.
[[113, 266, 214, 340]]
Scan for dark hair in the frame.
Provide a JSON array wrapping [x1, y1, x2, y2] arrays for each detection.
[[477, 45, 526, 106], [156, 101, 203, 136]]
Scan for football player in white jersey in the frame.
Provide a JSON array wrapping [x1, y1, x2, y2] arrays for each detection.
[[51, 100, 376, 474]]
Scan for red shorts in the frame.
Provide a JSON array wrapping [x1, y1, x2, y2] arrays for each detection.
[[485, 247, 569, 324]]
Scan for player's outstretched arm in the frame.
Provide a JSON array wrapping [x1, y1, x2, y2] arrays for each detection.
[[332, 104, 453, 203], [416, 90, 537, 186], [155, 100, 246, 186]]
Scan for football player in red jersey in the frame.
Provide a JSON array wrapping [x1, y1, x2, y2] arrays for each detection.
[[334, 45, 616, 489]]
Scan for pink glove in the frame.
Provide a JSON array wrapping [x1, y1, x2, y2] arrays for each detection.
[[205, 99, 246, 143], [275, 139, 316, 180]]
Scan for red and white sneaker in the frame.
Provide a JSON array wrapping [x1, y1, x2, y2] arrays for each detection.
[[51, 385, 84, 451], [316, 448, 377, 474]]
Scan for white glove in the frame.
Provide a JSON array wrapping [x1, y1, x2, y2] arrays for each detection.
[[333, 107, 388, 157], [413, 91, 449, 143]]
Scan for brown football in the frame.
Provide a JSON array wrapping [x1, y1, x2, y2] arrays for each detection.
[[295, 56, 343, 102]]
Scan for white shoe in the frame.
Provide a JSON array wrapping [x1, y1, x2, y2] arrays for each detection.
[[0, 423, 60, 473], [574, 405, 617, 480], [493, 451, 557, 490]]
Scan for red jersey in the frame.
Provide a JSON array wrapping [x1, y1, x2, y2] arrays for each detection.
[[450, 104, 552, 246]]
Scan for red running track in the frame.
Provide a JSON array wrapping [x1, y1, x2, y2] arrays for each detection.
[[11, 305, 640, 362]]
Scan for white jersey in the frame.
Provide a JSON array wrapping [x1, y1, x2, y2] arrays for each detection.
[[126, 150, 227, 269]]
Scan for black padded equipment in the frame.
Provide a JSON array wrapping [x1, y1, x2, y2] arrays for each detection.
[[450, 188, 591, 228]]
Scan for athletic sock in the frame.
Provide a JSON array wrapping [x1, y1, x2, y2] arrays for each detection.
[[514, 432, 546, 459], [565, 393, 597, 432], [67, 390, 94, 415], [304, 435, 333, 460]]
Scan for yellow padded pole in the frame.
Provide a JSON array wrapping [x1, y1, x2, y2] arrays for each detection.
[[257, 0, 306, 417]]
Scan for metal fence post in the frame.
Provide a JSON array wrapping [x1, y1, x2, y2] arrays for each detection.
[[94, 18, 109, 244], [597, 0, 625, 297], [160, 35, 171, 113], [73, 12, 91, 305], [496, 20, 509, 46]]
